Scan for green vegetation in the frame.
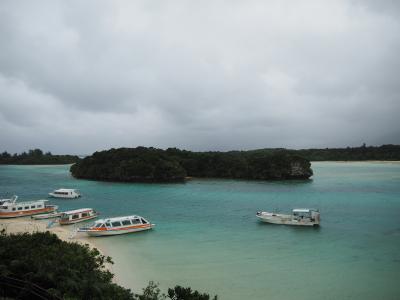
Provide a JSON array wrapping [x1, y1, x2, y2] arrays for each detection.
[[0, 149, 80, 165], [70, 147, 313, 182], [0, 231, 217, 300], [288, 144, 400, 161]]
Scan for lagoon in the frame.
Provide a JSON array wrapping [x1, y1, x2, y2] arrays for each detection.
[[1, 162, 400, 299]]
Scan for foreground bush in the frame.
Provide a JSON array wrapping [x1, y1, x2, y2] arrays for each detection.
[[0, 231, 217, 300]]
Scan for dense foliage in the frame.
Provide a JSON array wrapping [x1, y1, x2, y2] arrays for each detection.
[[0, 232, 217, 300], [0, 149, 80, 165], [287, 144, 400, 161], [70, 147, 313, 182], [0, 231, 133, 299]]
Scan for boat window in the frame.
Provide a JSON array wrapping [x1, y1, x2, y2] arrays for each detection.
[[131, 219, 141, 224], [1, 206, 7, 209], [24, 206, 29, 209], [31, 205, 35, 209], [12, 208, 16, 211], [105, 222, 111, 227], [141, 218, 148, 224], [111, 221, 122, 227], [72, 214, 79, 219], [100, 224, 106, 228], [82, 213, 88, 217], [95, 223, 103, 228], [37, 205, 42, 208], [121, 220, 131, 226], [18, 207, 22, 210]]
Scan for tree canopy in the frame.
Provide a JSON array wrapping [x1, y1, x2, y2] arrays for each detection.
[[0, 149, 80, 165], [70, 147, 313, 183]]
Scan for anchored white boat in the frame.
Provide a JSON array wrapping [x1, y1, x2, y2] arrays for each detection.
[[0, 196, 58, 218], [59, 208, 98, 225], [78, 215, 154, 236], [256, 208, 320, 226], [49, 188, 81, 199]]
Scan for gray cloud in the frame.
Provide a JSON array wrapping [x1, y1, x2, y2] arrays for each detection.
[[0, 0, 399, 154]]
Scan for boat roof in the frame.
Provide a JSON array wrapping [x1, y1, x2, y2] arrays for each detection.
[[54, 188, 77, 192], [62, 208, 93, 215], [292, 208, 318, 213], [3, 199, 48, 205], [95, 215, 142, 223]]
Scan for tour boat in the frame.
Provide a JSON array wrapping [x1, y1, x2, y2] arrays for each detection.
[[0, 197, 58, 218], [49, 188, 81, 199], [59, 208, 99, 225], [78, 215, 154, 236], [256, 208, 320, 226]]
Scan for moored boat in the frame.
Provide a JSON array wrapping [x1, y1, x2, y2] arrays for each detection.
[[256, 208, 320, 226], [59, 208, 98, 225], [49, 188, 81, 199], [31, 212, 63, 220], [78, 215, 154, 236], [0, 197, 58, 218]]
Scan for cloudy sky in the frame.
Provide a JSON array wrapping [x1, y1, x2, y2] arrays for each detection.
[[0, 0, 399, 154]]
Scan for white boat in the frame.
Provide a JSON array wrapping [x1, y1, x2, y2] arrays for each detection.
[[49, 188, 81, 199], [78, 215, 154, 236], [31, 211, 63, 220], [59, 208, 98, 225], [0, 197, 58, 219], [256, 208, 320, 226]]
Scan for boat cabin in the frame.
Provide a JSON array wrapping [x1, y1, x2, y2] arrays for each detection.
[[0, 198, 57, 218], [292, 208, 320, 221], [59, 208, 98, 225], [94, 216, 149, 229], [49, 189, 80, 199]]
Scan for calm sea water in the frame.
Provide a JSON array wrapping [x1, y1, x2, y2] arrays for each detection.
[[1, 162, 400, 299]]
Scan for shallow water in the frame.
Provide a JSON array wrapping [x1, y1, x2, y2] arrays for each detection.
[[1, 162, 400, 299]]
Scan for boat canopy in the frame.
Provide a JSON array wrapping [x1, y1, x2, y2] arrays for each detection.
[[62, 208, 93, 215], [292, 208, 318, 213]]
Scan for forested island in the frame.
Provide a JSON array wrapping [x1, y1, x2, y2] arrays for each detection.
[[288, 144, 400, 161], [70, 147, 313, 183], [0, 149, 80, 165], [0, 231, 216, 300]]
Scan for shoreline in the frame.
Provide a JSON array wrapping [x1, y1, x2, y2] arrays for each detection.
[[0, 217, 119, 283]]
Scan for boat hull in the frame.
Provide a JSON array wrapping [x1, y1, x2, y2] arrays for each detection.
[[0, 206, 57, 219], [256, 213, 319, 226], [31, 212, 62, 220], [80, 224, 154, 237], [48, 193, 80, 199]]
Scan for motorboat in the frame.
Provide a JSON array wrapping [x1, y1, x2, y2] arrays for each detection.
[[256, 208, 320, 226], [0, 197, 58, 218], [78, 215, 154, 236], [49, 188, 81, 199], [59, 208, 98, 225], [31, 211, 63, 220]]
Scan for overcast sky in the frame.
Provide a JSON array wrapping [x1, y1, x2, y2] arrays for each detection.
[[0, 0, 399, 154]]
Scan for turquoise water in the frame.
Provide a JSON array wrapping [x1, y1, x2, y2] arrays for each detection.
[[1, 162, 400, 299]]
